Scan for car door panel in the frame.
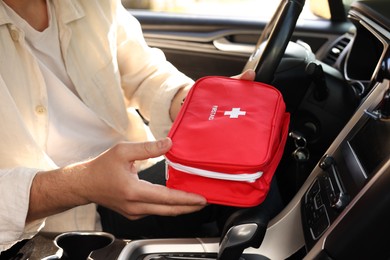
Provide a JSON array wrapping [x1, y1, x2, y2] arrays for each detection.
[[130, 10, 354, 80]]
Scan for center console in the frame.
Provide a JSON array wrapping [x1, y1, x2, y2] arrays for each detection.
[[302, 78, 390, 259], [302, 102, 390, 247]]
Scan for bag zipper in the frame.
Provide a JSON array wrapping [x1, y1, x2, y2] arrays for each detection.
[[165, 159, 263, 183]]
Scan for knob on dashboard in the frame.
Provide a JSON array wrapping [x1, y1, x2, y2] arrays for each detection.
[[319, 154, 350, 211]]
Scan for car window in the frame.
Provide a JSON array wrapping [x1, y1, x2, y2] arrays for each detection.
[[123, 0, 323, 21]]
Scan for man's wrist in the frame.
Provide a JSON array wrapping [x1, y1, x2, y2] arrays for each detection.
[[170, 86, 191, 121]]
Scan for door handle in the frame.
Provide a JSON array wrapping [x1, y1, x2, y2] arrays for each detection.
[[213, 37, 255, 54]]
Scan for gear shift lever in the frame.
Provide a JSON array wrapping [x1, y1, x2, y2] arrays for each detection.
[[217, 207, 269, 260]]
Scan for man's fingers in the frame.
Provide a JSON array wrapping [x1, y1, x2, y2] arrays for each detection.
[[116, 181, 207, 219], [134, 181, 207, 206], [119, 138, 172, 161], [231, 69, 256, 81], [121, 203, 206, 220]]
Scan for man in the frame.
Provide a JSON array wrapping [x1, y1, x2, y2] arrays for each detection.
[[0, 0, 255, 252]]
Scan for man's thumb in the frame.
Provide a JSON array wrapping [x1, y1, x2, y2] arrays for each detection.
[[129, 138, 172, 160]]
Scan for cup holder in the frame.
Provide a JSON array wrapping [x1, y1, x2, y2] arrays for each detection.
[[43, 231, 115, 260]]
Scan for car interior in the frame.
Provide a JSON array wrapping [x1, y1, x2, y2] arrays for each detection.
[[6, 0, 389, 259]]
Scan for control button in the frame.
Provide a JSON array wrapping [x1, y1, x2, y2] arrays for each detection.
[[331, 192, 350, 211], [35, 105, 47, 114], [314, 193, 323, 209], [311, 180, 320, 194], [311, 212, 330, 239], [306, 179, 320, 203]]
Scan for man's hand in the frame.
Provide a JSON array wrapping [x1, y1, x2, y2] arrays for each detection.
[[27, 138, 206, 222], [82, 138, 207, 220], [231, 69, 256, 81]]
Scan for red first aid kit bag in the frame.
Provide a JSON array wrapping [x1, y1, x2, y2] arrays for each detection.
[[165, 76, 290, 207]]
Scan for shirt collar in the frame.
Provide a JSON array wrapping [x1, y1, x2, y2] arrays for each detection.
[[53, 0, 85, 24], [0, 0, 85, 27], [0, 1, 13, 26]]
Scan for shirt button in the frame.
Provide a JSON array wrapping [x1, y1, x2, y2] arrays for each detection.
[[35, 105, 47, 114], [10, 29, 19, 42]]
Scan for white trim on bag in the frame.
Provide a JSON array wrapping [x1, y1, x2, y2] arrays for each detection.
[[165, 158, 263, 183]]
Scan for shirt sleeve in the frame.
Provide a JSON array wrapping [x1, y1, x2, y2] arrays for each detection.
[[0, 168, 45, 252], [114, 1, 194, 139]]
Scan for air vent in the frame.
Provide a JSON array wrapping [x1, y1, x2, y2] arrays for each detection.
[[323, 35, 351, 66]]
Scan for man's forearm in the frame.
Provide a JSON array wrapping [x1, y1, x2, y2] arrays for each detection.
[[26, 163, 90, 223]]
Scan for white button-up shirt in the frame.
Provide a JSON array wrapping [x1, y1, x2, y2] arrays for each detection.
[[0, 0, 194, 251]]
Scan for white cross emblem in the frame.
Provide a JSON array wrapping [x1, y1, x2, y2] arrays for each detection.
[[224, 108, 246, 118]]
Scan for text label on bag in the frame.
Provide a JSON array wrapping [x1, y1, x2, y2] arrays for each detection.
[[209, 105, 219, 120]]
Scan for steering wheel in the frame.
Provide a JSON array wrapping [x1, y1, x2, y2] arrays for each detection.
[[243, 0, 306, 84]]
